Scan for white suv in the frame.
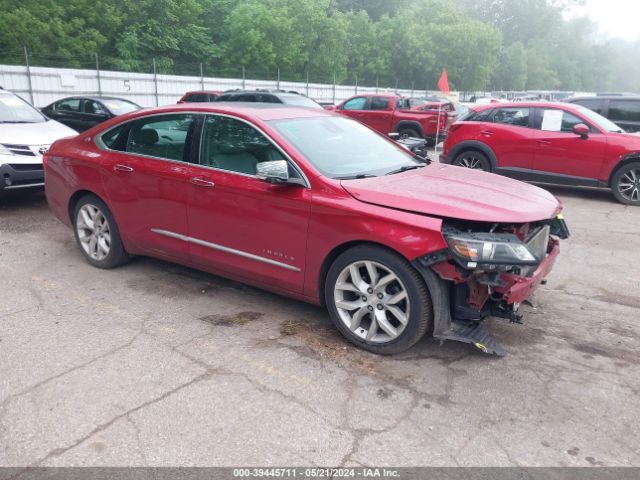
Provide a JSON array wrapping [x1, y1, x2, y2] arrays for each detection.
[[0, 88, 76, 194]]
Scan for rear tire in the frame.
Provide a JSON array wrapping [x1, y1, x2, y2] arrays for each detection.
[[398, 127, 421, 140], [452, 150, 491, 171], [611, 161, 640, 205], [325, 245, 432, 355], [72, 194, 129, 269]]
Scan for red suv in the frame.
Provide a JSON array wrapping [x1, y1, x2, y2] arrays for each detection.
[[443, 102, 640, 205], [44, 104, 568, 356]]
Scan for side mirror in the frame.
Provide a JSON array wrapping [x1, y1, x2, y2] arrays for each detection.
[[573, 123, 589, 139], [256, 160, 305, 186]]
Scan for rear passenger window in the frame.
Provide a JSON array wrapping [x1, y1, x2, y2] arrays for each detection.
[[493, 107, 529, 127], [126, 114, 194, 162], [100, 124, 126, 149], [370, 97, 390, 110], [463, 109, 493, 122], [200, 115, 285, 175], [609, 100, 640, 122]]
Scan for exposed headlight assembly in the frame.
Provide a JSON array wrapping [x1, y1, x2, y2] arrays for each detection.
[[445, 232, 538, 269]]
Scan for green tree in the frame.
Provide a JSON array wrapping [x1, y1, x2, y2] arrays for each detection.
[[492, 42, 527, 90]]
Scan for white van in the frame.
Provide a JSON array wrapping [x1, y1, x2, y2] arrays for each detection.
[[0, 88, 76, 194]]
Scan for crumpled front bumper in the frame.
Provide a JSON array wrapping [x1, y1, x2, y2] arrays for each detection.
[[493, 237, 560, 305]]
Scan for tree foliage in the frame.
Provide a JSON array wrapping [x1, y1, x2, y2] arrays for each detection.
[[0, 0, 636, 92]]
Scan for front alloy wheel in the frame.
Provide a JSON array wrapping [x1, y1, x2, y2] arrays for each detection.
[[334, 260, 410, 343], [612, 161, 640, 205], [325, 246, 433, 354]]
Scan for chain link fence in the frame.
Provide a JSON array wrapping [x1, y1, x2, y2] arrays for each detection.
[[0, 47, 449, 108]]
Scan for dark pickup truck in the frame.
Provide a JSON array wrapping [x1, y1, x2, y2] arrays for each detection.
[[327, 94, 448, 145]]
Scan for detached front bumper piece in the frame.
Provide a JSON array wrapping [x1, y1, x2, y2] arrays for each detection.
[[0, 163, 44, 192]]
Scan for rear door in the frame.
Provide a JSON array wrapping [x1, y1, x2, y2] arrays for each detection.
[[100, 113, 199, 262], [532, 107, 607, 183], [365, 96, 394, 134], [481, 106, 536, 173], [184, 114, 311, 293]]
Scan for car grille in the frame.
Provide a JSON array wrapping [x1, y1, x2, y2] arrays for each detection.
[[2, 144, 36, 156]]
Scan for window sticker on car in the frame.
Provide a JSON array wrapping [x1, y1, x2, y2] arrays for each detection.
[[541, 109, 563, 131], [0, 97, 22, 106]]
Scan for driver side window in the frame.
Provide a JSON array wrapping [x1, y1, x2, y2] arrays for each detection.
[[540, 109, 592, 133], [199, 115, 286, 176]]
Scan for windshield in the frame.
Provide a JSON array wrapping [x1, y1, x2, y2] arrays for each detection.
[[102, 99, 140, 115], [270, 116, 420, 178], [0, 94, 46, 123], [574, 105, 624, 133], [279, 95, 323, 109]]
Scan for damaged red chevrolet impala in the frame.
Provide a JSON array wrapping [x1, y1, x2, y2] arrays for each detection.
[[44, 104, 569, 356]]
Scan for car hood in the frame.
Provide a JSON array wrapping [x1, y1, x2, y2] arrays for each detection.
[[0, 120, 76, 145], [340, 164, 561, 223]]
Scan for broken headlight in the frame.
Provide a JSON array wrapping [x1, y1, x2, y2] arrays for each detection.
[[445, 232, 538, 269]]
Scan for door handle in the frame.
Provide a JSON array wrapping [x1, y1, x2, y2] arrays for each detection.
[[114, 164, 133, 172], [537, 140, 552, 145], [190, 177, 215, 188], [480, 130, 494, 136]]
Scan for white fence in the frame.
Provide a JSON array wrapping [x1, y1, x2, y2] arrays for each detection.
[[0, 64, 432, 108]]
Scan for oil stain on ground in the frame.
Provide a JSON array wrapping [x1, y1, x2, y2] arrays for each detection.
[[200, 311, 264, 326]]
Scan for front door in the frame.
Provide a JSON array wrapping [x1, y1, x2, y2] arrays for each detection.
[[532, 107, 607, 183], [100, 113, 199, 262], [185, 114, 311, 293]]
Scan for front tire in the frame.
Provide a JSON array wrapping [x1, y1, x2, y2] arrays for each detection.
[[73, 194, 128, 268], [611, 162, 640, 205], [325, 245, 432, 355], [452, 150, 491, 171]]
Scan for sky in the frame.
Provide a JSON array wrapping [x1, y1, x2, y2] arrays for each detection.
[[565, 0, 640, 42]]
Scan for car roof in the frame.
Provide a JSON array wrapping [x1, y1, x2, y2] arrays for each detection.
[[183, 90, 223, 95], [121, 102, 333, 122], [52, 96, 136, 103], [568, 95, 640, 101], [472, 101, 576, 111]]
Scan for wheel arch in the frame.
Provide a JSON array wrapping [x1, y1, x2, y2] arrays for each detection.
[[446, 140, 497, 170], [317, 240, 423, 307], [607, 153, 640, 187], [394, 120, 424, 138], [67, 189, 105, 223]]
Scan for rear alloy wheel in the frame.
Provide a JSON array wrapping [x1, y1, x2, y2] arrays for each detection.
[[612, 162, 640, 205], [325, 246, 432, 354], [453, 150, 490, 171], [73, 194, 128, 268]]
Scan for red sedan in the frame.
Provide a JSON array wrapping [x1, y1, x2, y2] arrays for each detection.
[[44, 104, 569, 356]]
